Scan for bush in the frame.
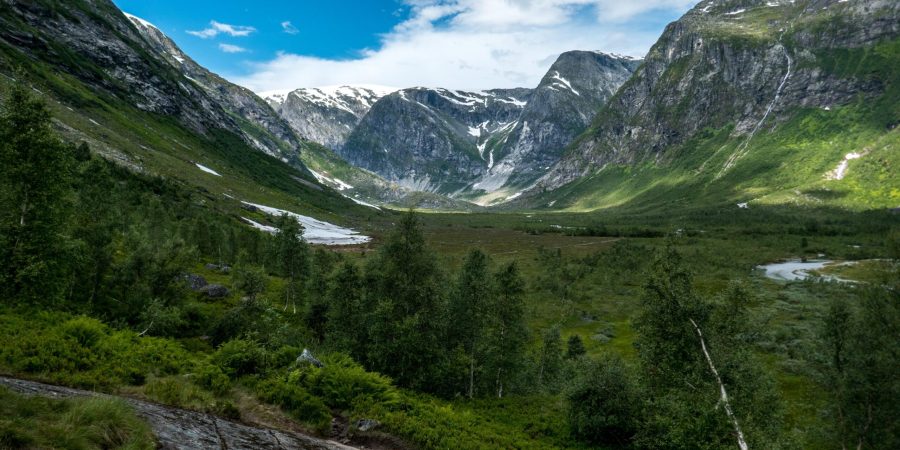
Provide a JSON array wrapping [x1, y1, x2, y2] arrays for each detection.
[[289, 353, 398, 410], [195, 363, 231, 395], [255, 378, 331, 432], [0, 309, 189, 388], [566, 356, 642, 446], [211, 339, 267, 377]]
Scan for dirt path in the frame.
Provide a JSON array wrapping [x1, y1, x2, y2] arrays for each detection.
[[0, 376, 357, 450]]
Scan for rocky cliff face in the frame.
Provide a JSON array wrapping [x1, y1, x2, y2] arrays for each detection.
[[263, 86, 395, 150], [123, 13, 304, 160], [471, 51, 641, 201], [341, 87, 532, 194], [0, 0, 303, 163], [335, 52, 639, 199], [535, 0, 900, 192]]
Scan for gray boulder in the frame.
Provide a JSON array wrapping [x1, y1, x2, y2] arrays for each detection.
[[198, 284, 229, 298], [355, 419, 380, 432], [183, 274, 208, 291], [297, 348, 324, 368]]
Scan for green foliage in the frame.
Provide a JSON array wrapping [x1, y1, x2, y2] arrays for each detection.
[[821, 287, 900, 450], [364, 210, 450, 393], [195, 363, 231, 396], [566, 335, 586, 360], [0, 310, 188, 388], [288, 353, 398, 411], [255, 378, 331, 432], [231, 264, 268, 302], [211, 339, 267, 378], [566, 355, 641, 446], [0, 387, 154, 450], [0, 83, 77, 303]]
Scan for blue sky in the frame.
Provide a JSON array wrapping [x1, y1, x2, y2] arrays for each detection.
[[113, 0, 700, 93]]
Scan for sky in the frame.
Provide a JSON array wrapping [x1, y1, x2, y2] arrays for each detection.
[[112, 0, 700, 93]]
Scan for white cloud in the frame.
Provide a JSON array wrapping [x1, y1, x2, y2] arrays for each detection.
[[281, 21, 299, 35], [188, 20, 256, 39], [234, 0, 699, 92], [219, 43, 248, 53]]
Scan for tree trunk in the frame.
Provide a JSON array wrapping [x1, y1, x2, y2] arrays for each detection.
[[689, 318, 748, 450]]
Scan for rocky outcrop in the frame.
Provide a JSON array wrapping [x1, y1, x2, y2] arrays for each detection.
[[471, 51, 640, 198], [0, 1, 304, 163], [0, 376, 356, 450], [534, 0, 900, 191], [264, 86, 396, 150]]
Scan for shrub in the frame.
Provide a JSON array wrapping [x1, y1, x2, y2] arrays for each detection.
[[289, 353, 397, 410], [255, 378, 331, 432], [195, 363, 231, 395], [211, 339, 267, 377], [566, 356, 642, 446]]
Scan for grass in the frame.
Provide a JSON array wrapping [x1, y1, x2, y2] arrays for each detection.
[[0, 387, 154, 449]]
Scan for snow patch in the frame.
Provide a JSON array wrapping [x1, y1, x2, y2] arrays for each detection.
[[342, 194, 381, 210], [827, 152, 862, 181], [737, 202, 749, 209], [308, 169, 352, 190], [241, 201, 370, 245], [725, 8, 747, 15], [123, 12, 158, 31], [550, 71, 580, 96], [195, 163, 221, 177]]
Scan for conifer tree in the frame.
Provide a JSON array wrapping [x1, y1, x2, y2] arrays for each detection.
[[272, 213, 308, 313]]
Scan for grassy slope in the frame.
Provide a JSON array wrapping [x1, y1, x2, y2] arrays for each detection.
[[0, 3, 384, 230], [527, 14, 899, 213]]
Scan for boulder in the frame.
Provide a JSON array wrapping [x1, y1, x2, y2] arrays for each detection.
[[355, 419, 380, 432], [199, 284, 229, 298], [297, 348, 324, 368], [183, 274, 208, 291]]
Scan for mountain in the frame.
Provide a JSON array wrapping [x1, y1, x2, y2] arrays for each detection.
[[123, 13, 303, 160], [524, 0, 899, 211], [332, 51, 639, 201], [467, 51, 641, 204], [263, 85, 396, 150], [0, 0, 378, 228], [341, 87, 533, 194]]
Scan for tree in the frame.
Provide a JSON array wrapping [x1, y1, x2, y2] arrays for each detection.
[[363, 210, 449, 392], [232, 264, 268, 303], [537, 326, 564, 391], [634, 247, 781, 449], [272, 213, 308, 313], [326, 261, 365, 357], [822, 288, 900, 450], [566, 335, 586, 359], [567, 355, 641, 446], [449, 249, 493, 397], [483, 261, 528, 397], [0, 83, 77, 302]]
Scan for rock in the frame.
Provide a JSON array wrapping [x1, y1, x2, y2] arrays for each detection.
[[355, 419, 380, 432], [205, 263, 231, 273], [0, 376, 357, 450], [297, 348, 324, 368], [183, 274, 208, 291], [198, 284, 229, 298]]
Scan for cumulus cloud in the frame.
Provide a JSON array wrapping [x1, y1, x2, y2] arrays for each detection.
[[188, 20, 256, 39], [235, 0, 699, 92], [219, 43, 248, 53], [281, 21, 299, 35]]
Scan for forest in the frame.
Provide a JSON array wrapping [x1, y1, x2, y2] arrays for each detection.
[[1, 83, 899, 449]]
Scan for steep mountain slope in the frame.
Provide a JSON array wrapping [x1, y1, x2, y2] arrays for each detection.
[[338, 51, 639, 199], [263, 85, 396, 150], [342, 87, 532, 194], [0, 0, 379, 230], [526, 0, 899, 211], [124, 13, 304, 160], [468, 51, 641, 203]]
